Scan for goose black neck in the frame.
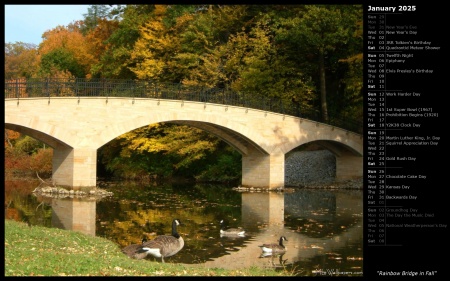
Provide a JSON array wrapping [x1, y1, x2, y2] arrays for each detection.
[[172, 220, 180, 238], [220, 220, 228, 230]]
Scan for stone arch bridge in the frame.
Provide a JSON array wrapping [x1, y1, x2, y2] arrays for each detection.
[[4, 79, 363, 189]]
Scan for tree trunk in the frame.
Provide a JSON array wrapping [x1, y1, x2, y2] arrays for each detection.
[[318, 50, 328, 122]]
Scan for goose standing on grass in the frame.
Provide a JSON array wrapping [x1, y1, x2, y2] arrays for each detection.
[[140, 219, 184, 263], [122, 237, 149, 260], [219, 219, 245, 237], [258, 236, 288, 254]]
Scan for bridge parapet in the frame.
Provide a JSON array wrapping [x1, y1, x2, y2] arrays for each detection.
[[5, 78, 362, 134]]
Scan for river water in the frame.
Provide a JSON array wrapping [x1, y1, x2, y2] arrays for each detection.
[[5, 179, 363, 277]]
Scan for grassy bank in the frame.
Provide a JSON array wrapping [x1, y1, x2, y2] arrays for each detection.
[[4, 220, 292, 276]]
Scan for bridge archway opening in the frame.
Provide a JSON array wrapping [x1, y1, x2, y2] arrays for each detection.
[[286, 140, 363, 183], [5, 123, 71, 150]]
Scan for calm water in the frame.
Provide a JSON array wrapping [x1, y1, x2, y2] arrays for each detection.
[[5, 179, 363, 276]]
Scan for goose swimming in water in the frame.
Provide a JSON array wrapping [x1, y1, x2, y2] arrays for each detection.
[[219, 219, 245, 237]]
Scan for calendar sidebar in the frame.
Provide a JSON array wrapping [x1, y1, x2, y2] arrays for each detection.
[[364, 3, 447, 278]]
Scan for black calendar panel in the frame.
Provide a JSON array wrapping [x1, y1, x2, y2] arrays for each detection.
[[364, 3, 447, 278]]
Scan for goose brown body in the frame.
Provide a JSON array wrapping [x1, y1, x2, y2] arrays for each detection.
[[122, 238, 148, 260], [258, 236, 288, 254], [140, 219, 184, 263]]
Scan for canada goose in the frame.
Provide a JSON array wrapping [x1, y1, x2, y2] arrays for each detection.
[[219, 219, 245, 237], [258, 236, 288, 254], [121, 237, 148, 260], [140, 219, 184, 263]]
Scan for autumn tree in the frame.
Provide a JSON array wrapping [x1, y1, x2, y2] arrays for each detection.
[[180, 5, 249, 88], [4, 42, 39, 79], [94, 5, 154, 79], [129, 5, 198, 82], [220, 15, 316, 111], [85, 18, 120, 78], [4, 131, 53, 178], [38, 24, 95, 78], [276, 5, 362, 122], [4, 129, 20, 149]]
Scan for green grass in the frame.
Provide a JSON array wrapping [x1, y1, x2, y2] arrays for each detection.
[[5, 219, 293, 276]]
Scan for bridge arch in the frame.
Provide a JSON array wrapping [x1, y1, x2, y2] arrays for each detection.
[[5, 97, 363, 189]]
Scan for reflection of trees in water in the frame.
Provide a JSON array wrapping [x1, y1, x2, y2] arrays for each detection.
[[5, 180, 52, 227], [95, 182, 244, 257]]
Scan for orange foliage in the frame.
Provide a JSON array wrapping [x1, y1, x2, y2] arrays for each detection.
[[4, 46, 39, 79], [5, 148, 29, 174], [85, 18, 119, 61], [29, 149, 53, 176], [5, 180, 41, 222], [5, 208, 20, 221], [5, 129, 21, 148], [5, 147, 53, 178], [39, 25, 96, 78]]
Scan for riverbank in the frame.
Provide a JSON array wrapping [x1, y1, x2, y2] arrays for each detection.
[[4, 219, 292, 276]]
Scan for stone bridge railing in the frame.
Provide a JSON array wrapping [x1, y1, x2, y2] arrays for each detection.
[[5, 78, 363, 134]]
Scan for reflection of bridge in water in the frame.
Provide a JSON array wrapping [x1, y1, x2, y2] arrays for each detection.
[[45, 189, 362, 271], [49, 198, 97, 236], [199, 190, 363, 270], [5, 78, 363, 189]]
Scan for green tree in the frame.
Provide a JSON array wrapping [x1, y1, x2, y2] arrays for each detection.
[[38, 24, 96, 78], [276, 5, 362, 122], [14, 135, 45, 155], [39, 48, 85, 78], [96, 5, 154, 79], [221, 16, 316, 111], [80, 5, 112, 35], [180, 5, 250, 88]]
